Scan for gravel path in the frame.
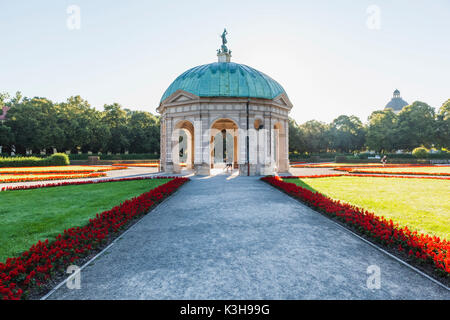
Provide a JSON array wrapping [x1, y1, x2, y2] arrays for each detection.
[[46, 173, 449, 300]]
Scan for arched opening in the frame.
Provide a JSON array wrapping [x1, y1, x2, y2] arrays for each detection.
[[210, 119, 238, 171], [254, 118, 263, 130], [172, 120, 194, 173]]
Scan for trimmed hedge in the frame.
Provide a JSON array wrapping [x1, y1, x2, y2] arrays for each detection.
[[334, 157, 431, 164], [412, 147, 429, 159], [354, 152, 449, 160], [68, 153, 160, 161], [290, 153, 353, 161], [0, 153, 70, 168]]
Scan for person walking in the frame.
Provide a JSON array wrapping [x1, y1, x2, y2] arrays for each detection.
[[381, 155, 387, 166], [224, 158, 232, 173]]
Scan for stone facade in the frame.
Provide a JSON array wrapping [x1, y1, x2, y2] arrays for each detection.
[[0, 106, 10, 122], [157, 91, 293, 176]]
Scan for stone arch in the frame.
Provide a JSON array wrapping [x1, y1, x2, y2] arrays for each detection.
[[210, 118, 239, 170], [208, 115, 241, 130], [254, 118, 264, 130], [172, 119, 195, 173]]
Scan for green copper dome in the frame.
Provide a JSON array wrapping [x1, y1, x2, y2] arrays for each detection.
[[161, 62, 286, 103]]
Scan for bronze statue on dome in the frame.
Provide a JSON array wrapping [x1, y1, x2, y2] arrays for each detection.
[[219, 28, 229, 53]]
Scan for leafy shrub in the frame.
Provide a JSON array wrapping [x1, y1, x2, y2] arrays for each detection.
[[68, 153, 160, 160], [335, 156, 347, 163], [0, 154, 70, 167], [412, 147, 429, 159], [48, 153, 70, 166], [289, 153, 353, 161]]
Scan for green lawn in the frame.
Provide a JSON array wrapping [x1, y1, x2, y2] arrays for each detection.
[[0, 179, 170, 262], [285, 176, 450, 240]]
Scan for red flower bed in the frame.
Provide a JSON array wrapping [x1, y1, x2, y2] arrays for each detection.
[[0, 177, 189, 300], [262, 176, 450, 279], [348, 174, 450, 180], [0, 172, 107, 183], [335, 167, 450, 176], [281, 175, 345, 179], [281, 174, 450, 180], [291, 163, 429, 168], [0, 165, 127, 174], [0, 176, 181, 192], [0, 177, 181, 191]]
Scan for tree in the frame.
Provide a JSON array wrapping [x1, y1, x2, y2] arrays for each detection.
[[0, 92, 10, 105], [288, 118, 305, 153], [5, 97, 64, 153], [436, 99, 450, 149], [298, 120, 330, 153], [102, 103, 130, 153], [127, 110, 160, 153], [0, 92, 164, 155], [396, 101, 436, 150], [366, 109, 398, 152], [329, 115, 366, 153], [58, 96, 99, 152], [0, 124, 12, 149]]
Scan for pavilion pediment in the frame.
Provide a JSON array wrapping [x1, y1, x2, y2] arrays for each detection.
[[157, 90, 200, 113], [273, 93, 293, 110], [165, 90, 199, 104]]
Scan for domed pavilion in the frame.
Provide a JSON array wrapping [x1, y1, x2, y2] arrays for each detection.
[[157, 30, 293, 176], [385, 89, 409, 114]]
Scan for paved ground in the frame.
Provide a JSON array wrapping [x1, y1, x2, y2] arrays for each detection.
[[47, 173, 449, 300], [2, 165, 446, 190], [288, 167, 340, 176]]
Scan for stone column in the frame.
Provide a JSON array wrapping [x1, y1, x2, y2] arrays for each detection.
[[165, 117, 174, 173], [160, 117, 166, 172], [277, 120, 289, 173], [194, 117, 202, 166], [186, 129, 193, 169], [194, 113, 211, 175]]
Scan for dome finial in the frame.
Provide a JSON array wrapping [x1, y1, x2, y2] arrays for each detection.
[[393, 89, 400, 98], [217, 28, 232, 62]]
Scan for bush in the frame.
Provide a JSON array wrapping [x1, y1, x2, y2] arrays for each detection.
[[68, 153, 160, 160], [0, 154, 70, 167], [412, 147, 429, 159], [335, 156, 348, 163], [289, 153, 353, 161], [48, 153, 70, 166]]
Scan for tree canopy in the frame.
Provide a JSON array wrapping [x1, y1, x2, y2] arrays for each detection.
[[289, 99, 449, 154], [1, 91, 448, 156], [0, 93, 160, 155]]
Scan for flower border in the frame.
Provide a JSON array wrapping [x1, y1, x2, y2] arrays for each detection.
[[1, 176, 182, 192], [0, 177, 189, 300], [262, 176, 449, 281], [281, 174, 450, 180], [334, 167, 450, 176], [0, 172, 107, 184], [291, 163, 435, 169], [0, 165, 127, 174]]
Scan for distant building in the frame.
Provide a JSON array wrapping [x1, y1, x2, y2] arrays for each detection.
[[0, 106, 10, 154], [0, 106, 10, 122], [385, 89, 409, 114]]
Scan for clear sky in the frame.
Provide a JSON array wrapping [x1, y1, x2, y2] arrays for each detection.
[[0, 0, 449, 124]]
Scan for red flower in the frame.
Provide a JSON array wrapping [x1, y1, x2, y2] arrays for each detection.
[[0, 176, 189, 300], [261, 176, 449, 279]]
